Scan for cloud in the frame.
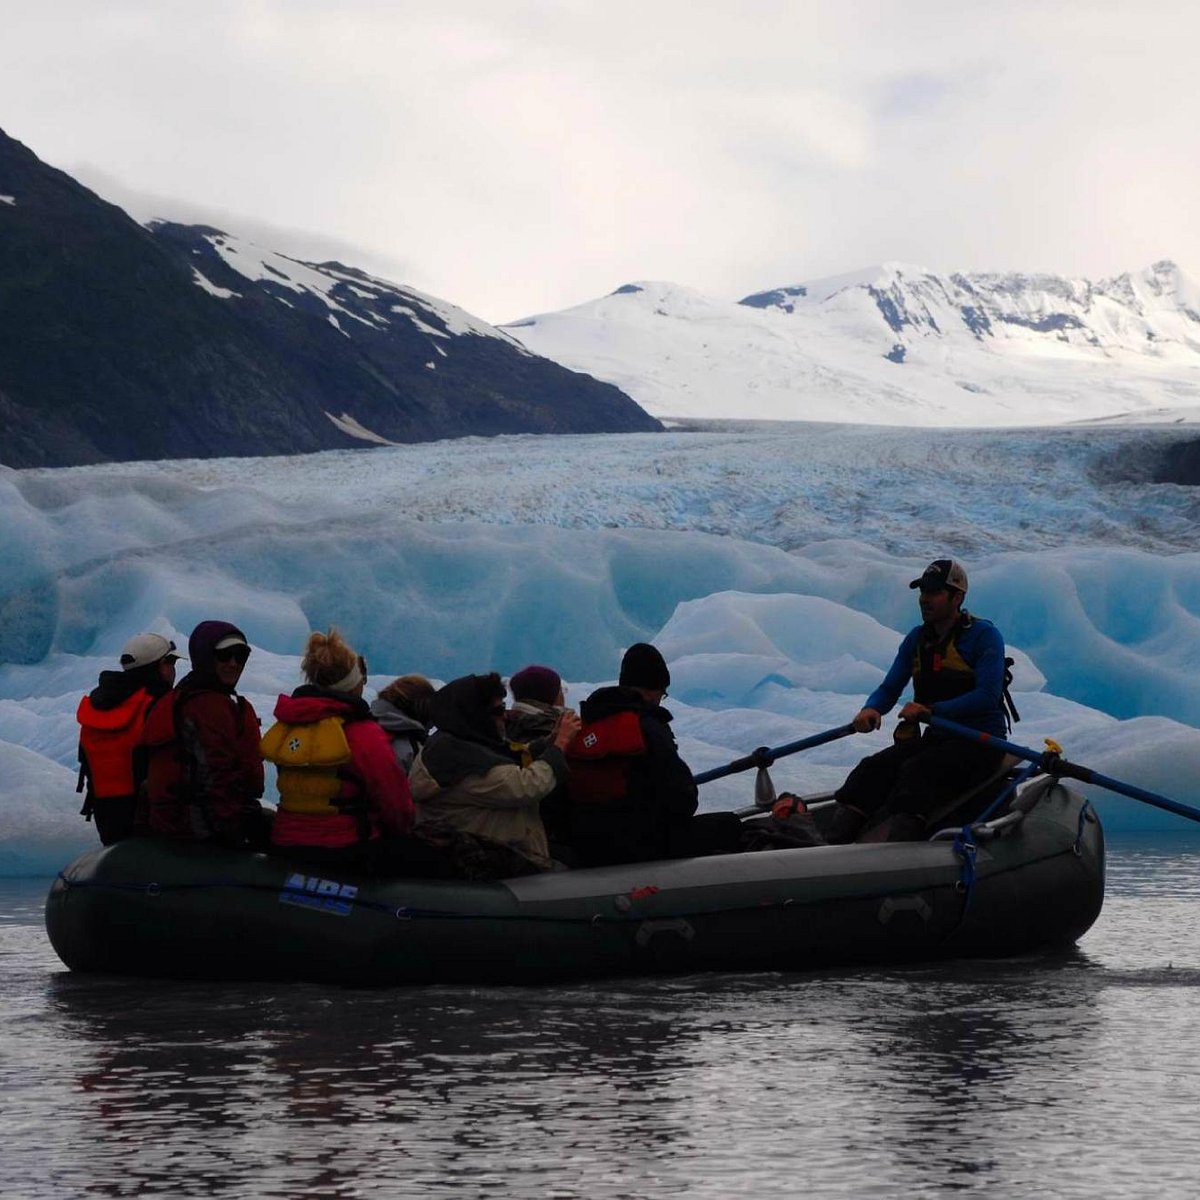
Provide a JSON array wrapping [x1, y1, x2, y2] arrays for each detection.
[[67, 164, 417, 285], [2, 1, 1198, 322]]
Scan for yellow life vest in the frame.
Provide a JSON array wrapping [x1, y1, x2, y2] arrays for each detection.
[[261, 716, 357, 816]]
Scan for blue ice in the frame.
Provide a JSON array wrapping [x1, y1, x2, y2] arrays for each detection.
[[2, 423, 1198, 875]]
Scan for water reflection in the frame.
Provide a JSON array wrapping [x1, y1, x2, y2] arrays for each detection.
[[45, 973, 712, 1197], [1, 837, 1198, 1198]]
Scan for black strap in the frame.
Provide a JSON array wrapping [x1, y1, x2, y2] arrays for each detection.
[[330, 764, 373, 842], [76, 746, 94, 820], [1001, 656, 1021, 729]]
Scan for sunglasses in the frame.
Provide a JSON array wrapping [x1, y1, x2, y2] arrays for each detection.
[[214, 645, 251, 665]]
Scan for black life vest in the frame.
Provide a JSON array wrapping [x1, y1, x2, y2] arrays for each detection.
[[911, 612, 1020, 730], [912, 614, 977, 707]]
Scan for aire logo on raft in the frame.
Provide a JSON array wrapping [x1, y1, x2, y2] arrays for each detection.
[[279, 873, 358, 916]]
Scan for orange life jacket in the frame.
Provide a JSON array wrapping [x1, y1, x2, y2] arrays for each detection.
[[76, 689, 157, 799]]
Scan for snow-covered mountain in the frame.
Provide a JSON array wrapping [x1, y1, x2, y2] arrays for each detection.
[[505, 262, 1200, 426]]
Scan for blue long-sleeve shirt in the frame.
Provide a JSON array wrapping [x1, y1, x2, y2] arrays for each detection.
[[865, 616, 1008, 737]]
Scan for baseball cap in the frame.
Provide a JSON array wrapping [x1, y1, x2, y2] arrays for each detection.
[[909, 559, 969, 594], [120, 633, 184, 671]]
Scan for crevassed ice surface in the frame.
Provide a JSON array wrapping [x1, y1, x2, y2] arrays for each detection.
[[3, 423, 1200, 874]]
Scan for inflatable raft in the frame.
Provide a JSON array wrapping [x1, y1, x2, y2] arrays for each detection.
[[45, 778, 1103, 986]]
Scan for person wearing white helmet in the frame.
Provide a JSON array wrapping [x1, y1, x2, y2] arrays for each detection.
[[827, 559, 1011, 844], [75, 633, 183, 844]]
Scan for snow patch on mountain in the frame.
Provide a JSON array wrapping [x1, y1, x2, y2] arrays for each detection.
[[506, 262, 1200, 426], [190, 268, 240, 299], [325, 412, 396, 445], [194, 228, 528, 352]]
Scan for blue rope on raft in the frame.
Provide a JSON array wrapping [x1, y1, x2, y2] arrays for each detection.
[[1074, 799, 1093, 856], [950, 760, 1045, 910], [952, 830, 978, 910], [976, 759, 1043, 825]]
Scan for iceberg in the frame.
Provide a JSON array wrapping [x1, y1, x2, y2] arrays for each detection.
[[3, 423, 1200, 874]]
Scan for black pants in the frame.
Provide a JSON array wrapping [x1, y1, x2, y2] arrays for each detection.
[[667, 812, 745, 858], [92, 796, 137, 846], [574, 812, 745, 866], [834, 733, 1005, 823]]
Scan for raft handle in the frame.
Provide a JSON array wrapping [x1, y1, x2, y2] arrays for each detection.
[[635, 918, 695, 947], [930, 809, 1025, 844]]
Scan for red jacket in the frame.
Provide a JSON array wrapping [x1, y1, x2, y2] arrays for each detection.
[[266, 691, 414, 850], [141, 686, 265, 843]]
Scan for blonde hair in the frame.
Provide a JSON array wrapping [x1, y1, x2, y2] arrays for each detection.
[[301, 627, 361, 691]]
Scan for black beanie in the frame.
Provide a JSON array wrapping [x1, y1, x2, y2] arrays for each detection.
[[619, 643, 670, 690]]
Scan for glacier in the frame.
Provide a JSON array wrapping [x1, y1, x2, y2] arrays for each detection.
[[3, 421, 1200, 875], [505, 262, 1200, 426]]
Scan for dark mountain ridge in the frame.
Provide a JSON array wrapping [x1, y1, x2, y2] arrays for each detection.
[[0, 128, 658, 469]]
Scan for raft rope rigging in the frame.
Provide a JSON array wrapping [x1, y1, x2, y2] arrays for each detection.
[[57, 870, 944, 925], [950, 758, 1043, 909], [1074, 799, 1093, 857], [54, 838, 1080, 933]]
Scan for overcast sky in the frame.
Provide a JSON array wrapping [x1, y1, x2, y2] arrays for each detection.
[[2, 1, 1197, 323]]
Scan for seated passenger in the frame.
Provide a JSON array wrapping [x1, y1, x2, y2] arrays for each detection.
[[262, 629, 424, 873], [505, 663, 576, 853], [76, 633, 182, 845], [505, 664, 567, 753], [370, 673, 435, 775], [409, 672, 580, 876], [565, 643, 740, 866], [140, 621, 270, 849]]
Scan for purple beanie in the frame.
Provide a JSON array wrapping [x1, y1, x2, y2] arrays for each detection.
[[509, 664, 562, 705]]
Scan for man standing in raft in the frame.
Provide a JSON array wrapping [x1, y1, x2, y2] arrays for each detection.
[[827, 559, 1009, 843]]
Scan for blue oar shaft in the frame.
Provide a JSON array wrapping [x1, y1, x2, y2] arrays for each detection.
[[927, 714, 1200, 825], [692, 723, 856, 787]]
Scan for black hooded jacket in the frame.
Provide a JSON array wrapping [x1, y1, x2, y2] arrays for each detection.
[[420, 674, 523, 788], [87, 662, 172, 710], [569, 685, 699, 864]]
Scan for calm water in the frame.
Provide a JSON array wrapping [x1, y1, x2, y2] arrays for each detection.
[[3, 835, 1199, 1199]]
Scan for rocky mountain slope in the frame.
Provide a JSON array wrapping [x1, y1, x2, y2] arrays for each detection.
[[0, 128, 658, 469]]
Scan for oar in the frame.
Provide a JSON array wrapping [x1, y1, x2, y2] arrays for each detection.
[[692, 723, 856, 787], [925, 714, 1200, 825]]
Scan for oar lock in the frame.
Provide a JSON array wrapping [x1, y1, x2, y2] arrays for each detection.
[[1040, 737, 1066, 775], [750, 745, 775, 768]]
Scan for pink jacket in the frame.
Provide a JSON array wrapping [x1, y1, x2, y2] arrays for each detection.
[[267, 691, 414, 850]]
